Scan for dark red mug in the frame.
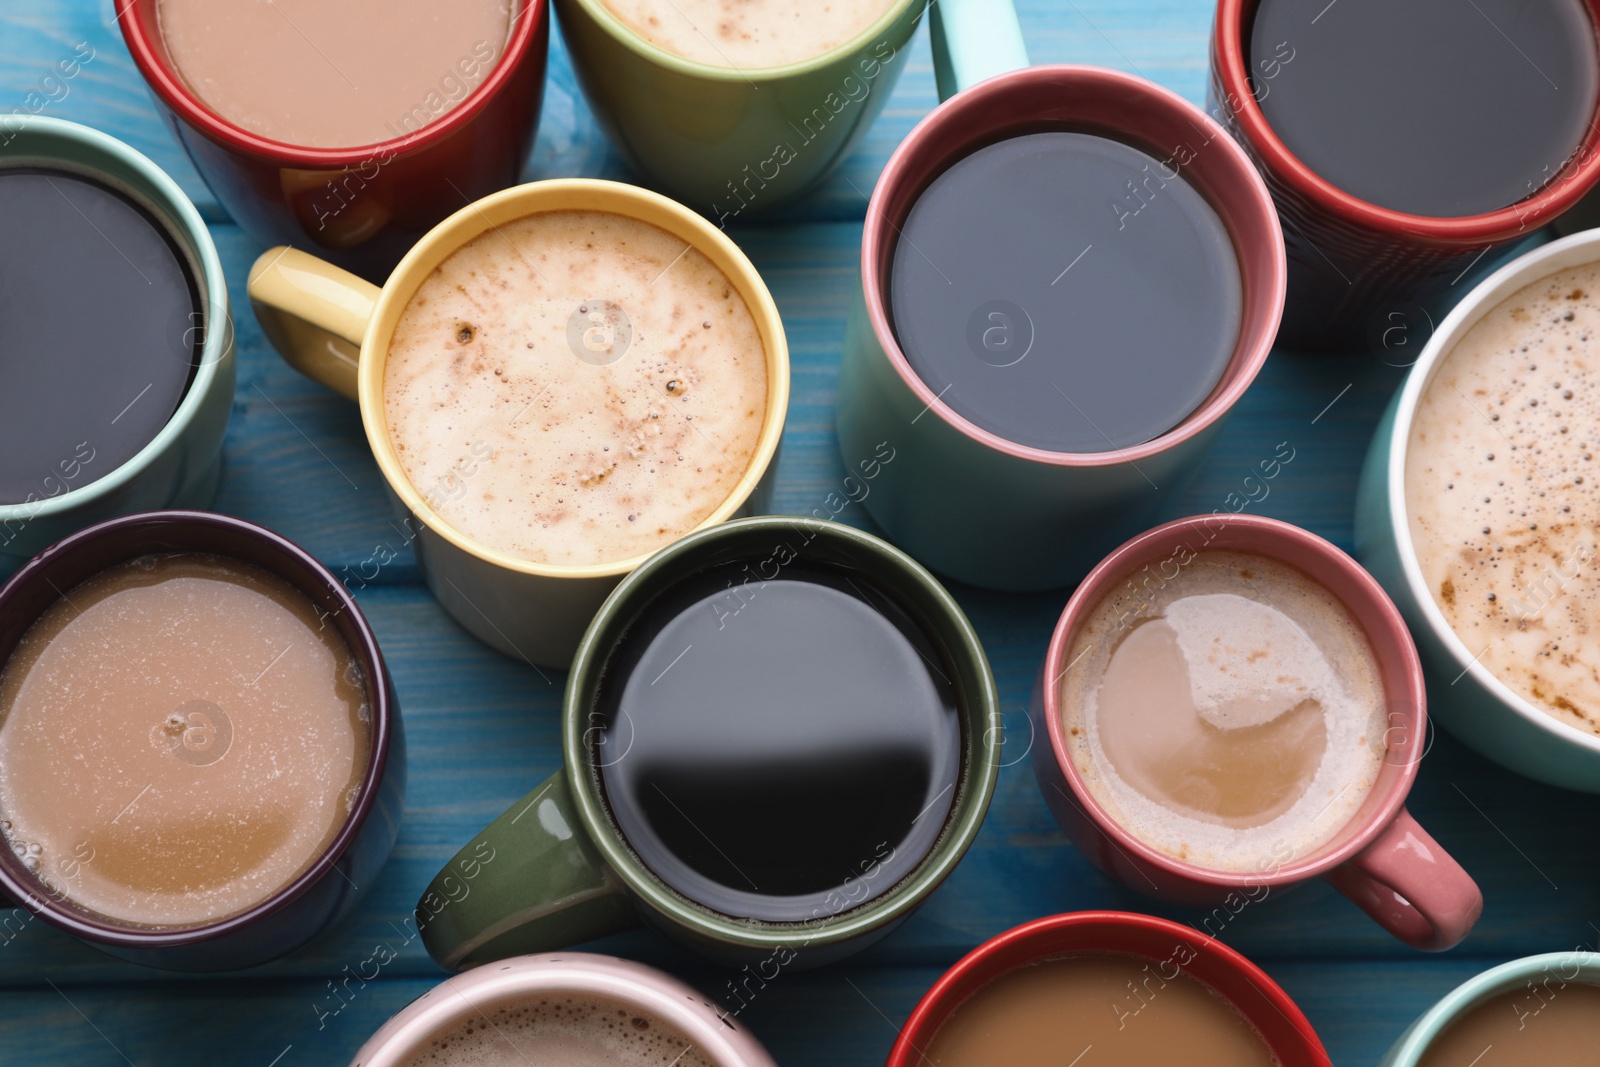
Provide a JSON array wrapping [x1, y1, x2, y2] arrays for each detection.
[[1209, 0, 1600, 352], [886, 911, 1331, 1067], [117, 0, 549, 280]]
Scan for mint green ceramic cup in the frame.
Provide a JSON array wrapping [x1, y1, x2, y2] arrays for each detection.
[[0, 117, 234, 570], [1380, 952, 1600, 1065]]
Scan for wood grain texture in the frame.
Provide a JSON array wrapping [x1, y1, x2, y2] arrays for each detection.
[[3, 1, 1598, 1065]]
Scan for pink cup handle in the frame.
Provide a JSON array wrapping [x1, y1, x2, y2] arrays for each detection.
[[1320, 807, 1482, 951]]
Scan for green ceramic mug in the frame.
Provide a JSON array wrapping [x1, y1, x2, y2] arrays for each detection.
[[417, 515, 999, 970], [1379, 951, 1600, 1065], [0, 117, 234, 571], [554, 0, 1025, 214]]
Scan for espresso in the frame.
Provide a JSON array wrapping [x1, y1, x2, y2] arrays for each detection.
[[1407, 262, 1600, 735], [590, 559, 961, 922], [385, 209, 768, 567], [1250, 0, 1597, 217], [1061, 550, 1386, 873], [924, 953, 1276, 1067], [0, 169, 197, 506], [598, 0, 900, 68], [158, 0, 513, 149], [889, 132, 1241, 453], [403, 995, 715, 1067], [1417, 981, 1600, 1066], [0, 554, 371, 928]]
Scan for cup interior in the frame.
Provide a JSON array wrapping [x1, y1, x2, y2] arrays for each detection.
[[1044, 514, 1427, 884], [0, 511, 392, 944], [356, 178, 790, 580], [861, 64, 1284, 464], [562, 516, 997, 948]]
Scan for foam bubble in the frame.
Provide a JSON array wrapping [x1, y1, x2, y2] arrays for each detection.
[[403, 995, 717, 1067]]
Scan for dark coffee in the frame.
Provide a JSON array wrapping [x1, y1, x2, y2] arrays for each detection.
[[0, 169, 200, 505], [888, 131, 1241, 454], [1250, 0, 1598, 218], [590, 560, 962, 923]]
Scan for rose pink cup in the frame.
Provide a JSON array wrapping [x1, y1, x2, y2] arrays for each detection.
[[1030, 514, 1482, 951], [347, 952, 776, 1067]]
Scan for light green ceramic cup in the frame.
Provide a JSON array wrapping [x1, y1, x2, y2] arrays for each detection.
[[1380, 952, 1600, 1065], [0, 117, 234, 571]]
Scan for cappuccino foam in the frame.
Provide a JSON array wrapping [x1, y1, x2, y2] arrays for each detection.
[[384, 210, 768, 567], [598, 0, 900, 68], [1060, 551, 1387, 873], [402, 995, 716, 1067], [1407, 261, 1600, 734]]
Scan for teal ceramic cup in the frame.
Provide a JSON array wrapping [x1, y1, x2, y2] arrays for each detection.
[[1354, 229, 1600, 791], [0, 117, 234, 571], [1379, 951, 1600, 1065]]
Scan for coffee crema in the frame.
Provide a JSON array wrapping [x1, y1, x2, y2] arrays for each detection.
[[0, 554, 371, 928], [1416, 980, 1600, 1066], [158, 0, 513, 149], [1407, 261, 1600, 735], [924, 953, 1277, 1067], [1061, 550, 1386, 873], [384, 209, 768, 567], [402, 995, 715, 1067], [597, 0, 900, 68]]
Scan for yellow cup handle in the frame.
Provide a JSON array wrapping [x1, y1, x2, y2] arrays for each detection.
[[247, 247, 381, 402]]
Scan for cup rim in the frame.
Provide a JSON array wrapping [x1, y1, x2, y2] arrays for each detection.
[[886, 911, 1328, 1066], [860, 63, 1284, 468], [1039, 513, 1427, 887], [1212, 0, 1600, 242], [0, 510, 395, 948], [559, 0, 924, 82], [348, 952, 775, 1067], [560, 515, 1000, 949], [115, 0, 546, 164], [1383, 951, 1600, 1064], [0, 116, 231, 524], [352, 177, 790, 581], [1381, 227, 1600, 757]]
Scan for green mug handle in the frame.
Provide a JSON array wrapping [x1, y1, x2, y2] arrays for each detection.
[[930, 0, 1030, 101], [418, 768, 638, 971]]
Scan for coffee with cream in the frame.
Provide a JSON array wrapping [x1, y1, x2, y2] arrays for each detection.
[[597, 0, 900, 68], [384, 209, 768, 567], [401, 995, 715, 1067], [1060, 550, 1387, 873], [1407, 261, 1600, 735]]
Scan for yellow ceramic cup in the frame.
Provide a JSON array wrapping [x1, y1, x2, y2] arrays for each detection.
[[247, 179, 790, 668]]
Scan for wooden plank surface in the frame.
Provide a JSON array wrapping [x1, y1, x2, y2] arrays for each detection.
[[4, 1, 1600, 1065]]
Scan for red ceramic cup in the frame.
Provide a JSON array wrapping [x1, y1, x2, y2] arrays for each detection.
[[1209, 0, 1600, 353], [117, 0, 549, 280], [1031, 514, 1482, 952], [886, 911, 1330, 1067]]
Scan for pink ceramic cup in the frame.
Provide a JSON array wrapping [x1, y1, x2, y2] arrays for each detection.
[[347, 953, 777, 1066], [1030, 514, 1482, 951]]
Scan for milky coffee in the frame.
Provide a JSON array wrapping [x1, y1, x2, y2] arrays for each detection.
[[384, 209, 768, 567], [1407, 262, 1600, 735], [1060, 550, 1387, 873], [598, 0, 900, 68], [401, 995, 715, 1067]]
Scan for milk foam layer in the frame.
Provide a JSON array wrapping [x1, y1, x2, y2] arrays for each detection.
[[1407, 262, 1600, 734], [384, 210, 768, 567], [403, 995, 716, 1067], [598, 0, 900, 67], [1061, 551, 1387, 873]]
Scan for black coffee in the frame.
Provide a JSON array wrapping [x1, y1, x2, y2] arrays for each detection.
[[590, 560, 962, 923], [888, 131, 1242, 454], [1250, 0, 1598, 217], [0, 169, 200, 505]]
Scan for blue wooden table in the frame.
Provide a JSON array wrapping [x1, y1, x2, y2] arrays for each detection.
[[5, 2, 1600, 1064]]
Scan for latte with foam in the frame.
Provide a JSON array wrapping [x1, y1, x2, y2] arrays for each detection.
[[597, 0, 901, 68], [401, 995, 715, 1067], [1060, 550, 1387, 873], [1407, 261, 1600, 735], [384, 209, 768, 567]]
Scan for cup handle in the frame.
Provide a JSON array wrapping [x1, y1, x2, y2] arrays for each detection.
[[929, 0, 1030, 101], [247, 246, 379, 402], [418, 768, 640, 971], [1320, 807, 1482, 951]]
